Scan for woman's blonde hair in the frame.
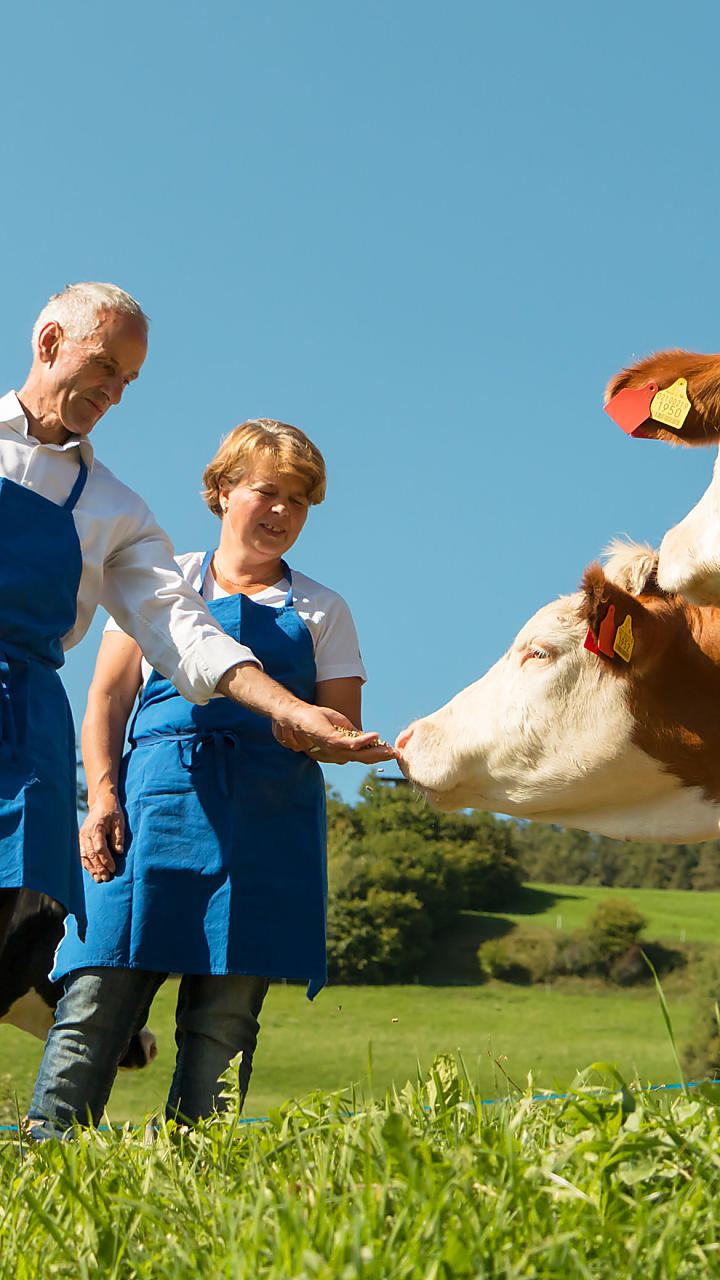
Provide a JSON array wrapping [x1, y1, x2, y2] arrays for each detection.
[[202, 419, 327, 517]]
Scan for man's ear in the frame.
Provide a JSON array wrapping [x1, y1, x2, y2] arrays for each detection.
[[604, 349, 720, 445], [36, 321, 63, 367], [579, 563, 668, 670]]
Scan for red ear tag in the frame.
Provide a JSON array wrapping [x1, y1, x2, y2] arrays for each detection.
[[583, 628, 603, 656], [604, 383, 658, 435], [597, 603, 617, 658]]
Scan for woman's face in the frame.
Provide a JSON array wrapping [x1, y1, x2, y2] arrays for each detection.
[[220, 465, 310, 562]]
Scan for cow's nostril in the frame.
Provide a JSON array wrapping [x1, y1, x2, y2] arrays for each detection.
[[395, 725, 415, 752]]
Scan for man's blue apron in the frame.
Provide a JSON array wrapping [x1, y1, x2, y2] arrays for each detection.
[[55, 553, 328, 997], [0, 463, 88, 929]]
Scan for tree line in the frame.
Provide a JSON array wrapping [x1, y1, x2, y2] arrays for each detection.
[[512, 821, 720, 891], [324, 776, 720, 984]]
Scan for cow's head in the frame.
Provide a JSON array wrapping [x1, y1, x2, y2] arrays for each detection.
[[605, 350, 720, 445], [606, 352, 720, 600], [396, 545, 720, 841]]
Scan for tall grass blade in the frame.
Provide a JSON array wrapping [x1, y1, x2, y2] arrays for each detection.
[[643, 949, 686, 1092]]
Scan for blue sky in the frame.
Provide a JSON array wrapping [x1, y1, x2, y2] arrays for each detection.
[[2, 0, 719, 803]]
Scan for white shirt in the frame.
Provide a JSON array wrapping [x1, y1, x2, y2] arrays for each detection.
[[106, 551, 368, 688], [0, 391, 259, 703]]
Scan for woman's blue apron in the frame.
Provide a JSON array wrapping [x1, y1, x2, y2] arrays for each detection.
[[56, 553, 328, 997], [0, 462, 88, 929]]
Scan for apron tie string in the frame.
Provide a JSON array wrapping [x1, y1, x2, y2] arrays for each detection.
[[190, 731, 241, 798], [0, 651, 16, 747]]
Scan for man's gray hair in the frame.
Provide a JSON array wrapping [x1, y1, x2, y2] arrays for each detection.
[[32, 282, 150, 347]]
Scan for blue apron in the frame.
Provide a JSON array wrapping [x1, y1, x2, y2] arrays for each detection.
[[56, 553, 328, 997], [0, 463, 88, 929]]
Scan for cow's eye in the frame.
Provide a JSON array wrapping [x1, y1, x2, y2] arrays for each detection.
[[520, 645, 551, 666]]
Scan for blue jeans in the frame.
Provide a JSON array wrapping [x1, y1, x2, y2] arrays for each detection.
[[28, 967, 270, 1133]]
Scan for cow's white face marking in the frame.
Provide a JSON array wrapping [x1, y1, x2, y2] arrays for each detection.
[[398, 593, 720, 842], [0, 989, 54, 1040], [658, 446, 720, 603]]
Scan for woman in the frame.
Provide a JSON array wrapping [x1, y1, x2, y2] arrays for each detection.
[[29, 419, 394, 1132]]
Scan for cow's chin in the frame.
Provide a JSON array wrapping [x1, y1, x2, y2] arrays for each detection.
[[404, 778, 466, 808], [658, 562, 720, 606], [658, 517, 720, 604], [399, 753, 485, 812], [414, 781, 479, 813]]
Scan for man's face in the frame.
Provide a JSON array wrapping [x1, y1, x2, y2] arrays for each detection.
[[40, 309, 148, 438]]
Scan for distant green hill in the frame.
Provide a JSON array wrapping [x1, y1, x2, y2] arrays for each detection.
[[488, 882, 720, 945]]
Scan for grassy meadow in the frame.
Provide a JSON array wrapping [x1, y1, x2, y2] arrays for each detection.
[[495, 881, 720, 943], [0, 979, 698, 1124], [3, 1055, 720, 1278], [2, 880, 717, 1122], [2, 882, 720, 1276]]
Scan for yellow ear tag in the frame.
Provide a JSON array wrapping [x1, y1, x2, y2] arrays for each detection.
[[613, 614, 634, 663], [650, 377, 691, 430]]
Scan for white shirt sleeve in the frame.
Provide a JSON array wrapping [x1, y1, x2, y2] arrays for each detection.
[[106, 557, 368, 688], [98, 511, 260, 705], [309, 595, 366, 683], [283, 569, 367, 684]]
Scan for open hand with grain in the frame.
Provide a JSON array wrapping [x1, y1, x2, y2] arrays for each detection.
[[272, 721, 397, 764]]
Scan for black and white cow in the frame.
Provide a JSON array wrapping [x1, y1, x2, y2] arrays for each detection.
[[0, 890, 156, 1068]]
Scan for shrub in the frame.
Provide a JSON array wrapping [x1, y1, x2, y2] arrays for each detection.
[[479, 929, 559, 984], [586, 898, 648, 969], [326, 886, 432, 984], [555, 929, 597, 977], [608, 944, 648, 986]]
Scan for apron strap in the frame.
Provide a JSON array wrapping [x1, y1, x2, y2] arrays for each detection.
[[281, 561, 294, 607], [198, 548, 215, 597], [63, 457, 88, 512], [198, 549, 294, 604]]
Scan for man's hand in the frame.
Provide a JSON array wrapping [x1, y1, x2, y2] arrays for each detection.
[[216, 663, 398, 761], [79, 795, 125, 884], [272, 706, 398, 763]]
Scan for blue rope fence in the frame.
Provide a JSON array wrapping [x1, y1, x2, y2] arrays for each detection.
[[2, 1076, 718, 1132]]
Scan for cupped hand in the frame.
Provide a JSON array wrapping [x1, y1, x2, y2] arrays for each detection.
[[79, 796, 125, 884], [272, 705, 398, 763]]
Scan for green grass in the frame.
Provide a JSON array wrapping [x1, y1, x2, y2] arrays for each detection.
[[3, 1054, 720, 1278], [0, 980, 698, 1123], [496, 881, 720, 943], [2, 884, 716, 1124]]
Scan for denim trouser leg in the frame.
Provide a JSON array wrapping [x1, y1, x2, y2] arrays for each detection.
[[29, 966, 165, 1133], [166, 974, 270, 1123]]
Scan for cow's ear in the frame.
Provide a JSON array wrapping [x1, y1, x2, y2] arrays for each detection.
[[579, 564, 668, 670], [604, 349, 720, 446]]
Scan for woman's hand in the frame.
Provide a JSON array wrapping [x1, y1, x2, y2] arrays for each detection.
[[79, 795, 125, 884]]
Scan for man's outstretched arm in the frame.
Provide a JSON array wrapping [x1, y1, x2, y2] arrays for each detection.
[[216, 663, 395, 762]]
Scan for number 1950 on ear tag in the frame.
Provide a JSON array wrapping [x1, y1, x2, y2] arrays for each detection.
[[650, 377, 691, 430]]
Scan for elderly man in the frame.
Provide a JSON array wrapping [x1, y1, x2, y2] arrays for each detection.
[[0, 281, 387, 949]]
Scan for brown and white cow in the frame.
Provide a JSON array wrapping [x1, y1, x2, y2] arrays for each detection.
[[396, 542, 720, 843], [606, 349, 720, 604]]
